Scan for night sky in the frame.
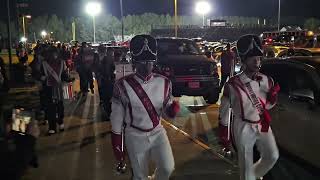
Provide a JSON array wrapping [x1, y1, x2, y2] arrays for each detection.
[[1, 0, 319, 20]]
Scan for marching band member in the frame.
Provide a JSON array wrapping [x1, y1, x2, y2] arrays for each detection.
[[110, 35, 180, 180], [219, 34, 280, 180]]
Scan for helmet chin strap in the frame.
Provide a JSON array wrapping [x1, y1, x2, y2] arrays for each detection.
[[244, 68, 259, 80]]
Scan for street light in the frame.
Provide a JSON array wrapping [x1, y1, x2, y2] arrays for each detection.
[[41, 30, 47, 39], [20, 37, 27, 42], [85, 1, 101, 43], [195, 1, 211, 27]]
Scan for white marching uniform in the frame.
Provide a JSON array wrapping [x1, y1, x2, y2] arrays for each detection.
[[111, 73, 175, 180], [219, 72, 279, 180]]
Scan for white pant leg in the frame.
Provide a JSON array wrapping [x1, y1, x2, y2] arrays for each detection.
[[254, 127, 279, 178], [125, 134, 150, 180], [150, 129, 175, 180], [233, 121, 258, 180]]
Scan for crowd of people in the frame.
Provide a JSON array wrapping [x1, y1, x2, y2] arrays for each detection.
[[28, 40, 117, 135], [0, 32, 283, 180], [0, 39, 118, 179]]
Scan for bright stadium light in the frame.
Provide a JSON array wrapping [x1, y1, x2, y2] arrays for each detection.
[[41, 30, 47, 37], [85, 2, 101, 43], [195, 1, 211, 26], [85, 2, 101, 16], [20, 37, 27, 42]]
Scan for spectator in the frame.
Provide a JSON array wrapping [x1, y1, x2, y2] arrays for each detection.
[[220, 43, 236, 90], [16, 42, 28, 65], [0, 113, 39, 180], [76, 42, 95, 95], [41, 46, 67, 135]]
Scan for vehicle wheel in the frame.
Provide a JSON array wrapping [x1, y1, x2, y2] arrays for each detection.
[[205, 91, 219, 104]]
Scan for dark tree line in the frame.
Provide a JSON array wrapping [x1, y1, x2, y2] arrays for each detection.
[[0, 13, 318, 43]]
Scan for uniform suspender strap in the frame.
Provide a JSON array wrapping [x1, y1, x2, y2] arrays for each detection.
[[125, 76, 160, 129], [43, 61, 63, 83]]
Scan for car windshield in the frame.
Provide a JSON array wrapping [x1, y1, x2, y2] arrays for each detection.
[[158, 40, 201, 55]]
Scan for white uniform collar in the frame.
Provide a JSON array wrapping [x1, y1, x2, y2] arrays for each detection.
[[135, 73, 154, 84], [239, 72, 263, 84]]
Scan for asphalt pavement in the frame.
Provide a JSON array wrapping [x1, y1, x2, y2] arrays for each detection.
[[20, 82, 238, 180], [12, 75, 320, 180]]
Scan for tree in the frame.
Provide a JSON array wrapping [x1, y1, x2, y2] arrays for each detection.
[[0, 21, 19, 42], [304, 18, 320, 32]]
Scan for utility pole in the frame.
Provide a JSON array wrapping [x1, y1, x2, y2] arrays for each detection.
[[120, 0, 124, 42], [174, 0, 178, 37], [22, 15, 26, 37], [277, 0, 281, 31], [6, 0, 12, 71]]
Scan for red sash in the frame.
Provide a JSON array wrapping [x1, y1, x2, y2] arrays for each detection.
[[231, 76, 271, 132], [125, 76, 159, 130]]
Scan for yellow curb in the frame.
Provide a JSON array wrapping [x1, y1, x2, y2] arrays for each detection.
[[9, 86, 39, 94]]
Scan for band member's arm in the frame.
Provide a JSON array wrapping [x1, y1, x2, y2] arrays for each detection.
[[110, 82, 126, 161], [266, 77, 280, 110], [162, 81, 180, 119], [218, 84, 233, 147]]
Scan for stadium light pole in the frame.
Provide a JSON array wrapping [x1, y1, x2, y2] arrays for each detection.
[[22, 15, 31, 38], [6, 0, 13, 72], [174, 0, 178, 37], [86, 2, 101, 43], [120, 0, 124, 42], [277, 0, 281, 31], [195, 1, 211, 27]]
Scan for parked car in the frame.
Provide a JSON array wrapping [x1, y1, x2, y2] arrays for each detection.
[[260, 56, 320, 168], [277, 48, 320, 57], [155, 37, 220, 104]]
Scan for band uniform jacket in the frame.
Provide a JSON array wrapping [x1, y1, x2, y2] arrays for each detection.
[[111, 73, 175, 136], [219, 72, 277, 133]]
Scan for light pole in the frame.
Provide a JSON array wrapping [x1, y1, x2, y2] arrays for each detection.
[[6, 0, 13, 72], [120, 0, 124, 42], [174, 0, 178, 37], [22, 15, 31, 38], [85, 2, 101, 43], [195, 1, 211, 27], [277, 0, 281, 31]]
